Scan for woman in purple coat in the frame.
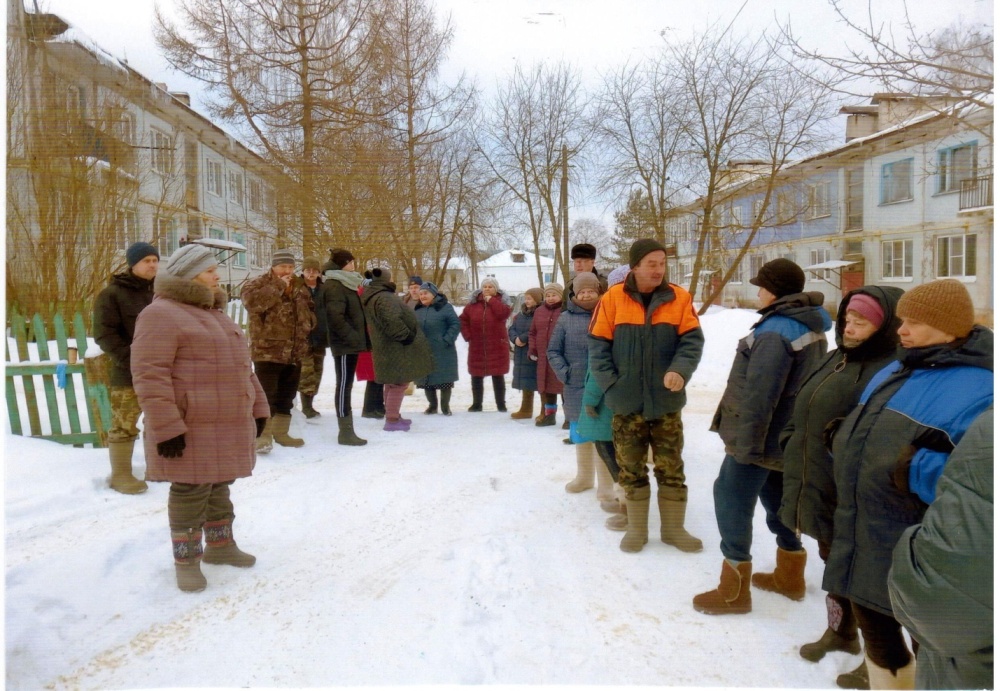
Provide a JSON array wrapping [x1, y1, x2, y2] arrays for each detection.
[[459, 277, 512, 412], [132, 244, 270, 593]]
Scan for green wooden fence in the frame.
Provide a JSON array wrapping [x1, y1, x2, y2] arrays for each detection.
[[5, 312, 112, 447]]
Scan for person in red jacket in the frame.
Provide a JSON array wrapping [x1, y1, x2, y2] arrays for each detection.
[[529, 283, 565, 427], [459, 277, 512, 412]]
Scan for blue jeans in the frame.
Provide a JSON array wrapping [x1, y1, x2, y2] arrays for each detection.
[[714, 454, 801, 562]]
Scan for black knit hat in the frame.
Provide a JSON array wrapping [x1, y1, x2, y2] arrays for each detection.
[[126, 242, 158, 268], [328, 248, 355, 270], [749, 258, 805, 298], [571, 243, 597, 260], [629, 238, 667, 268], [408, 275, 423, 286]]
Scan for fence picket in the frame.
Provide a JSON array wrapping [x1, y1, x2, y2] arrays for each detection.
[[10, 314, 42, 436], [32, 315, 64, 437]]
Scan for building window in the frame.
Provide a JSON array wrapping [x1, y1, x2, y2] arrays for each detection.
[[115, 209, 138, 249], [776, 190, 796, 224], [150, 129, 173, 175], [751, 199, 764, 224], [882, 239, 913, 279], [807, 181, 832, 218], [750, 255, 765, 277], [809, 248, 833, 281], [228, 171, 244, 206], [937, 234, 977, 278], [249, 178, 263, 212], [511, 252, 526, 263], [729, 256, 743, 283], [937, 143, 978, 194], [114, 113, 136, 146], [232, 231, 247, 267], [206, 159, 223, 196], [155, 216, 178, 256], [880, 158, 913, 205], [730, 204, 744, 228], [209, 227, 226, 241], [845, 166, 863, 230]]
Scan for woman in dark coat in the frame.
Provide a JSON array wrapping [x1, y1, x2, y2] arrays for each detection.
[[778, 285, 903, 687], [414, 281, 461, 416], [459, 277, 513, 413], [528, 283, 564, 426], [131, 244, 270, 593], [825, 279, 993, 688], [508, 287, 543, 419], [361, 269, 434, 431]]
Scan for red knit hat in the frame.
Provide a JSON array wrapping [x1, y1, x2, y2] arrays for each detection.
[[846, 294, 885, 328]]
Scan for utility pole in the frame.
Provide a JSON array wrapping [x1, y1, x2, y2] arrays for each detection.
[[559, 143, 570, 284]]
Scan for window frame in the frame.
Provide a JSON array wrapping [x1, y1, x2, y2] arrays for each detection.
[[807, 181, 832, 219], [228, 170, 245, 206], [150, 128, 174, 176], [936, 142, 978, 194], [206, 158, 224, 196], [881, 239, 914, 280], [936, 233, 977, 280], [879, 158, 914, 205], [809, 248, 833, 281]]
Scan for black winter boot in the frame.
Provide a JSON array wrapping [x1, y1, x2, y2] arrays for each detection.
[[424, 388, 438, 414], [492, 376, 506, 412], [440, 388, 452, 416], [362, 382, 385, 419], [469, 377, 484, 412]]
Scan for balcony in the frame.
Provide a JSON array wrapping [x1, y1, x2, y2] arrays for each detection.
[[959, 173, 993, 212]]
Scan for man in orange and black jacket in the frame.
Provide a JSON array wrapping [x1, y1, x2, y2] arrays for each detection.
[[588, 238, 704, 554]]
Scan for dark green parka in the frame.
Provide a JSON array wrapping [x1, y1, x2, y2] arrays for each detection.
[[360, 271, 434, 386]]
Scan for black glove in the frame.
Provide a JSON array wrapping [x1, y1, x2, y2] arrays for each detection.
[[822, 417, 844, 453], [157, 434, 186, 458], [585, 405, 600, 419], [255, 417, 268, 438]]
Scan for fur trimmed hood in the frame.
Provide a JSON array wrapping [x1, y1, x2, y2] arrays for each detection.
[[153, 271, 227, 309]]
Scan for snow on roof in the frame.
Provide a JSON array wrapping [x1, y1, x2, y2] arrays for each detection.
[[805, 259, 859, 270], [478, 249, 554, 268], [46, 25, 130, 76]]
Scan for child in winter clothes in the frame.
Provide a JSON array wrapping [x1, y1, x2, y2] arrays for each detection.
[[509, 287, 543, 419], [529, 283, 564, 426], [547, 273, 613, 507]]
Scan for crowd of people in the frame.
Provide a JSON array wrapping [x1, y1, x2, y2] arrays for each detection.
[[95, 239, 992, 689]]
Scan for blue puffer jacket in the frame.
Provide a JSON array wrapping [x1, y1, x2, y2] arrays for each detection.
[[508, 305, 538, 392], [546, 298, 595, 423], [824, 325, 993, 617], [710, 291, 832, 471]]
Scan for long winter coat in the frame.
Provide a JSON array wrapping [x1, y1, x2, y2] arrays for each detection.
[[529, 301, 564, 395], [508, 304, 538, 392], [889, 406, 993, 691], [460, 290, 512, 377], [361, 274, 434, 386], [710, 291, 832, 471], [414, 293, 461, 388], [93, 271, 155, 387], [588, 275, 704, 420], [779, 286, 903, 545], [318, 270, 370, 356], [131, 273, 269, 484], [824, 325, 993, 617], [576, 369, 613, 442], [546, 298, 596, 422], [241, 270, 316, 364]]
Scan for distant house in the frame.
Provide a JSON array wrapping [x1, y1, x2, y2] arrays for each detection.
[[470, 249, 556, 297]]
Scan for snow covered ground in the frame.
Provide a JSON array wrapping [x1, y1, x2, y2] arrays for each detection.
[[5, 305, 862, 689]]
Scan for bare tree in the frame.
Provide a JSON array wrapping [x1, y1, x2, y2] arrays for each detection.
[[779, 1, 993, 140]]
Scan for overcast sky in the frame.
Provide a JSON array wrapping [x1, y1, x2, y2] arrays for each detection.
[[30, 0, 993, 229]]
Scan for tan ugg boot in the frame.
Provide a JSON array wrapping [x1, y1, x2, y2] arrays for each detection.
[[108, 439, 148, 494], [256, 418, 274, 455], [271, 413, 304, 447], [751, 547, 807, 600], [172, 528, 207, 593], [510, 390, 534, 419], [620, 484, 650, 552], [864, 654, 914, 690], [836, 660, 870, 690], [565, 443, 596, 492], [657, 489, 703, 552], [595, 446, 615, 506], [203, 519, 256, 567], [693, 560, 752, 615]]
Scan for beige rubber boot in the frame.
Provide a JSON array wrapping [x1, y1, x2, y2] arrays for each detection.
[[172, 528, 207, 593], [256, 418, 274, 454], [864, 654, 915, 690], [271, 413, 304, 447], [594, 446, 615, 508], [565, 443, 596, 492], [620, 484, 651, 552], [657, 488, 703, 553], [203, 519, 256, 567], [109, 439, 148, 494]]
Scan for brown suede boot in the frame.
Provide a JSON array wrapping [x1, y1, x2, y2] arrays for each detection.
[[751, 547, 807, 600], [657, 490, 703, 552], [620, 484, 650, 552], [510, 390, 535, 419], [272, 413, 304, 447], [108, 439, 148, 494], [172, 528, 207, 593], [203, 519, 256, 567], [565, 443, 596, 492], [692, 560, 752, 614]]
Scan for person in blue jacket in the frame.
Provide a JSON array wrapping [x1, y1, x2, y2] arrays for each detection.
[[413, 281, 461, 416], [825, 279, 993, 689]]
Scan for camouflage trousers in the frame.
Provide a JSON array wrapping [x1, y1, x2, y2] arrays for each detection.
[[612, 411, 688, 500], [297, 346, 326, 396], [108, 386, 142, 442]]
